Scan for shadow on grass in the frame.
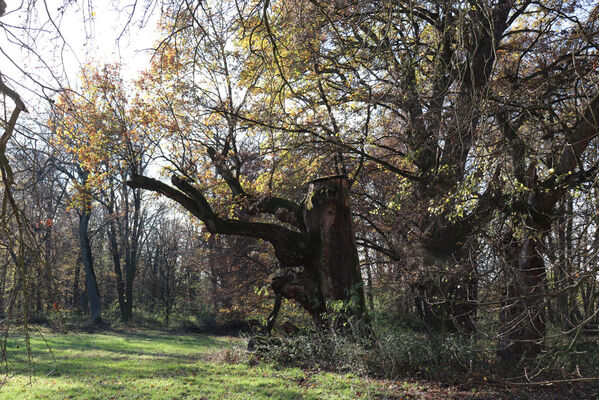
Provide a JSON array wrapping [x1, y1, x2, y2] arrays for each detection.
[[3, 330, 387, 400], [4, 341, 332, 400], [5, 330, 240, 377], [52, 381, 323, 400], [9, 329, 230, 353]]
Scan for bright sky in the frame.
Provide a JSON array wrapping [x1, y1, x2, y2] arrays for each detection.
[[0, 0, 161, 106]]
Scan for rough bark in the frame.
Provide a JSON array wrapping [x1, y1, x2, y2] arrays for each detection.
[[303, 176, 366, 316]]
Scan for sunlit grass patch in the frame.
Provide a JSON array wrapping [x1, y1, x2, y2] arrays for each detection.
[[0, 329, 400, 399]]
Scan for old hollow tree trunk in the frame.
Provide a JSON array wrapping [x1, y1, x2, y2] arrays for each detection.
[[273, 176, 366, 323], [128, 174, 366, 325]]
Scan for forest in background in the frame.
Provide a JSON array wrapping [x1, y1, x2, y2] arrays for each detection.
[[0, 0, 599, 385]]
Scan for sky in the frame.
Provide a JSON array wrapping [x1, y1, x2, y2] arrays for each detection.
[[0, 0, 161, 107]]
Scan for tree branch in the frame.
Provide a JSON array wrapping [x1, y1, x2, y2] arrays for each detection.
[[127, 174, 308, 266], [205, 145, 305, 229]]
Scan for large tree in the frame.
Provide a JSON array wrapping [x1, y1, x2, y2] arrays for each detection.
[[227, 0, 599, 359], [50, 64, 153, 323], [124, 1, 369, 324], [128, 173, 366, 324]]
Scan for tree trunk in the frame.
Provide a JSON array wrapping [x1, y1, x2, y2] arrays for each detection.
[[273, 175, 366, 325], [73, 255, 82, 311], [304, 175, 366, 316], [208, 235, 219, 311], [123, 185, 142, 322], [264, 293, 282, 334], [364, 248, 374, 311], [413, 206, 482, 334], [498, 95, 599, 362], [124, 273, 133, 321], [107, 216, 127, 322], [78, 210, 103, 325], [0, 260, 8, 319], [498, 226, 547, 362]]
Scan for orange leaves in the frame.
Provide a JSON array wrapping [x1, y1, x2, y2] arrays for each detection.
[[33, 218, 55, 231]]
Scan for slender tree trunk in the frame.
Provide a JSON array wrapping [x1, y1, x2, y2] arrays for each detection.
[[78, 210, 102, 325], [44, 221, 55, 311], [556, 201, 566, 326], [107, 215, 126, 321], [125, 272, 133, 321], [34, 269, 42, 313], [73, 255, 82, 311], [564, 195, 583, 328], [208, 236, 219, 311], [264, 293, 282, 334], [364, 248, 374, 311], [125, 186, 141, 321], [0, 261, 8, 319]]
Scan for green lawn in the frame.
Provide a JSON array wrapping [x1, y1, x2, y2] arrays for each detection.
[[0, 329, 402, 400]]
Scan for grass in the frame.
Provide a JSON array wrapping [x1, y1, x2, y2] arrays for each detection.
[[3, 328, 594, 399], [0, 328, 403, 400]]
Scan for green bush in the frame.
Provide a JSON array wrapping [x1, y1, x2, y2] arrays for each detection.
[[195, 308, 217, 329], [258, 332, 368, 373]]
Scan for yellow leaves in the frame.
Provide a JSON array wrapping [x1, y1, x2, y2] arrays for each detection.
[[50, 62, 153, 210]]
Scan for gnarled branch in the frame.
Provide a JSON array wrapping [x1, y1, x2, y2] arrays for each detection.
[[126, 174, 308, 266]]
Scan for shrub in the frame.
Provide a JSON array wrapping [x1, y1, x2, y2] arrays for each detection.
[[550, 339, 599, 377], [368, 331, 478, 379], [257, 332, 368, 373], [257, 328, 482, 380]]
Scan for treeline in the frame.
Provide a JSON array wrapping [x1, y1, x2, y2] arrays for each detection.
[[0, 134, 275, 328]]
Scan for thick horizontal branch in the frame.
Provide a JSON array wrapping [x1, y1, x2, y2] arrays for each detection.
[[127, 174, 308, 266], [254, 196, 304, 230]]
